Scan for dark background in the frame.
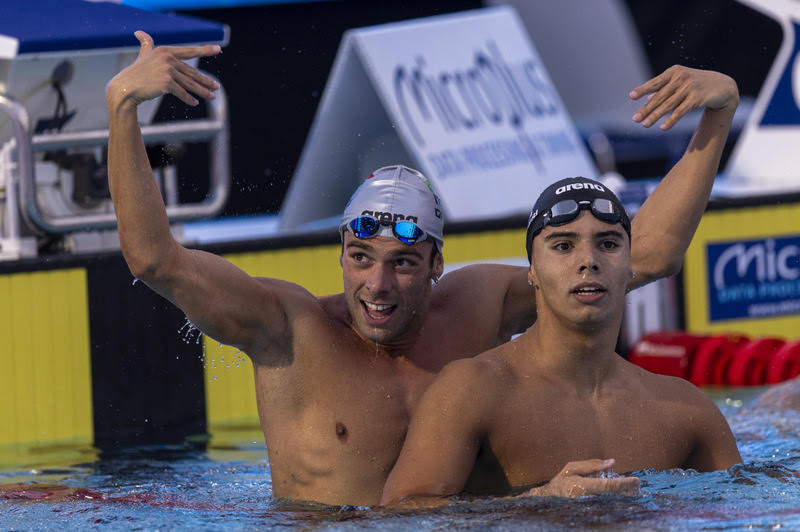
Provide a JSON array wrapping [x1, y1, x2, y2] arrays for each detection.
[[159, 0, 782, 217]]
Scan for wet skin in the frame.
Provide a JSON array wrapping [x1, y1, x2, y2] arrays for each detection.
[[381, 214, 742, 504], [250, 234, 526, 504], [105, 34, 740, 506]]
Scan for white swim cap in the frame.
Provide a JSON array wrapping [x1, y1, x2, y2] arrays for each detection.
[[340, 165, 444, 252]]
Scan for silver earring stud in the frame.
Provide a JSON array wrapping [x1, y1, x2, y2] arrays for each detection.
[[527, 279, 533, 286]]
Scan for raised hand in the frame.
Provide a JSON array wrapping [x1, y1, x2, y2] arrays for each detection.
[[523, 459, 641, 498], [106, 31, 221, 110], [629, 65, 739, 131]]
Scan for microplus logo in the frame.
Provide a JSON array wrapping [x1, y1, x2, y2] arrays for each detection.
[[706, 236, 800, 321], [394, 40, 560, 148], [555, 182, 605, 195]]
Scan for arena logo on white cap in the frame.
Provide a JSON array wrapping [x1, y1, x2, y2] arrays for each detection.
[[280, 6, 597, 231]]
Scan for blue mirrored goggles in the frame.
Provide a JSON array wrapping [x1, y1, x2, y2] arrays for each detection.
[[526, 198, 630, 257], [347, 216, 428, 245]]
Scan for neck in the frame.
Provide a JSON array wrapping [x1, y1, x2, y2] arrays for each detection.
[[521, 306, 622, 390], [350, 308, 429, 360]]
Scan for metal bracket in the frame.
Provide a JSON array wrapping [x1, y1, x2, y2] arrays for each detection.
[[0, 71, 230, 235]]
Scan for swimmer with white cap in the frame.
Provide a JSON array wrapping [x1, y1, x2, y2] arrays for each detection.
[[340, 165, 444, 254], [106, 32, 742, 506]]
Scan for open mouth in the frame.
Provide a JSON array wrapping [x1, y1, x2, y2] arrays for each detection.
[[573, 287, 605, 295], [572, 284, 607, 301], [361, 300, 397, 321]]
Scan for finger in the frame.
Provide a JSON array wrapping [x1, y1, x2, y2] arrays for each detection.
[[569, 476, 638, 497], [638, 90, 684, 128], [176, 61, 220, 91], [561, 458, 615, 477], [168, 44, 222, 61], [629, 69, 671, 101], [134, 31, 155, 57], [167, 79, 199, 107], [583, 476, 641, 496], [566, 483, 586, 497], [173, 68, 216, 100], [660, 97, 696, 130], [633, 77, 681, 124]]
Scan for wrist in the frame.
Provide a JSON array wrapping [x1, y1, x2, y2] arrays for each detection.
[[105, 79, 140, 115], [710, 77, 740, 113]]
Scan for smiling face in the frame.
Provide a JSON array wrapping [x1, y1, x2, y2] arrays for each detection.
[[340, 232, 443, 346], [528, 211, 632, 330]]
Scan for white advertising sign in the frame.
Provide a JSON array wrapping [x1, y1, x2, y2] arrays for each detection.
[[726, 0, 800, 188], [280, 7, 596, 230]]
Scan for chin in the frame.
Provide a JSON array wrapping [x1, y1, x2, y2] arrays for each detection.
[[354, 322, 395, 344], [568, 309, 614, 329]]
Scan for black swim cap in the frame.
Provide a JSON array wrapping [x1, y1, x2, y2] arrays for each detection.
[[525, 177, 631, 262]]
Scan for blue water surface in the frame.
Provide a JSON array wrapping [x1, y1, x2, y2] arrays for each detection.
[[1, 389, 799, 531]]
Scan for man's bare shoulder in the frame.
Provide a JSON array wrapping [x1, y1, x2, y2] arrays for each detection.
[[438, 263, 524, 289], [622, 358, 716, 408], [432, 351, 513, 401], [252, 277, 318, 304], [432, 263, 526, 318], [756, 376, 800, 410], [252, 277, 341, 320], [432, 344, 518, 402]]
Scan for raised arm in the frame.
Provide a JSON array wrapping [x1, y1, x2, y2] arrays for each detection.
[[627, 65, 739, 288], [488, 68, 739, 335], [106, 32, 298, 359]]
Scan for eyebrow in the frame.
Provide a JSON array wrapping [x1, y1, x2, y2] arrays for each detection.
[[543, 229, 626, 241], [543, 231, 578, 241], [345, 240, 425, 259], [595, 230, 626, 240], [345, 240, 373, 252]]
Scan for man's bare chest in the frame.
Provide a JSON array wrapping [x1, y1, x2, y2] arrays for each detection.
[[480, 394, 696, 488]]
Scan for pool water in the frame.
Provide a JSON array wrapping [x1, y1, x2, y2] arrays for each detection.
[[2, 388, 799, 531]]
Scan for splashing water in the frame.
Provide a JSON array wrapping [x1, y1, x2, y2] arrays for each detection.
[[178, 317, 203, 345]]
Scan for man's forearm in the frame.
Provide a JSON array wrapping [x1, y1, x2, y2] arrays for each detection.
[[106, 94, 178, 281], [628, 68, 739, 287], [631, 103, 736, 284]]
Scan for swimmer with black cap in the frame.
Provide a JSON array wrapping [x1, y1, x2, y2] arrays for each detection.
[[525, 177, 631, 263], [107, 31, 741, 507], [382, 174, 742, 507]]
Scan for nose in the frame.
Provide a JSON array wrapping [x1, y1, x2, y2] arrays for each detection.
[[365, 262, 394, 294], [577, 246, 601, 275]]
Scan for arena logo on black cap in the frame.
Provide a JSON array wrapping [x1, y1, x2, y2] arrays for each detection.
[[555, 182, 605, 195]]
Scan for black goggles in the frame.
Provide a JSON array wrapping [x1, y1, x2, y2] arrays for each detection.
[[348, 216, 428, 245], [527, 198, 630, 242]]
